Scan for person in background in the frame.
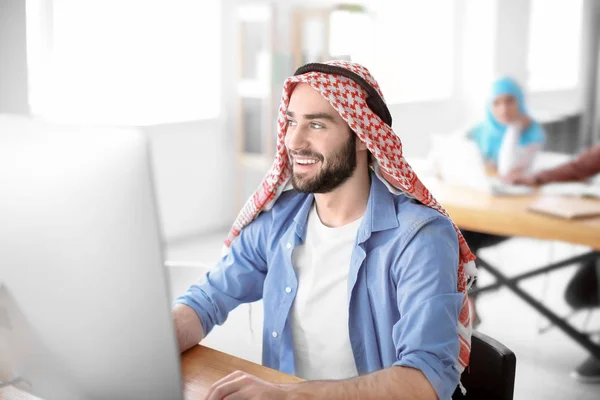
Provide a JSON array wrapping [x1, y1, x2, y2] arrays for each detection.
[[469, 76, 546, 182], [463, 77, 546, 326], [515, 144, 600, 383]]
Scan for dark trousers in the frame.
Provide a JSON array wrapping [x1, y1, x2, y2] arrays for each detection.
[[565, 259, 600, 309]]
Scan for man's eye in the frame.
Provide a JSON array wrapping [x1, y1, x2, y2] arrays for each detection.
[[287, 119, 297, 127], [310, 123, 324, 129]]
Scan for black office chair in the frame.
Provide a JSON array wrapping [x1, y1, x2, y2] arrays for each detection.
[[452, 331, 516, 400]]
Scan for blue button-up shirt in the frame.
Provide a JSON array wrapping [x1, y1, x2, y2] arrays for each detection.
[[176, 174, 464, 399]]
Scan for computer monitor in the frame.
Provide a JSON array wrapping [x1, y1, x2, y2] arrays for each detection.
[[430, 134, 534, 196], [0, 115, 183, 399]]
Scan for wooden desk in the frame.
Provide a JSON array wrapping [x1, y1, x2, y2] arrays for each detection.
[[1, 345, 301, 400], [181, 345, 302, 399], [427, 179, 600, 250]]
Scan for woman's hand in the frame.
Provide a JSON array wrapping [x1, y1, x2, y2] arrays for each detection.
[[500, 167, 527, 184], [514, 114, 532, 131]]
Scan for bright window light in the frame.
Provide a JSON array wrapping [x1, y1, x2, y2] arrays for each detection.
[[527, 0, 583, 91], [26, 0, 221, 125], [370, 0, 455, 104]]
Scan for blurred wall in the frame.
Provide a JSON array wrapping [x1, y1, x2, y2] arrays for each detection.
[[145, 120, 235, 242], [580, 0, 600, 147], [143, 0, 239, 242], [0, 0, 29, 114]]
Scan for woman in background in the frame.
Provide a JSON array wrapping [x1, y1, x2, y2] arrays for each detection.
[[469, 76, 545, 181], [464, 77, 545, 326]]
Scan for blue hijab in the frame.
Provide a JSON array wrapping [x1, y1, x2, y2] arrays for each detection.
[[469, 77, 545, 163]]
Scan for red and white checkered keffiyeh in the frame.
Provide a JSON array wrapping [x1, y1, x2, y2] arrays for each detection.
[[225, 60, 477, 373]]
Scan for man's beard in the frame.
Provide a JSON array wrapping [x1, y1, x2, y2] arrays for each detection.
[[290, 133, 357, 193]]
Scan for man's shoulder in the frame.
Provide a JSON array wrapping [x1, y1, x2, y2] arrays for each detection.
[[395, 194, 450, 224], [372, 193, 459, 277], [388, 194, 456, 243]]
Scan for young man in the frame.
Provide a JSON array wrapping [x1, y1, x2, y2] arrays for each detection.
[[515, 144, 600, 383], [172, 61, 477, 400]]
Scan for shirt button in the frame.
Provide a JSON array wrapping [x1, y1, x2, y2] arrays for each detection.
[[272, 331, 278, 338], [286, 243, 292, 249], [285, 287, 292, 293]]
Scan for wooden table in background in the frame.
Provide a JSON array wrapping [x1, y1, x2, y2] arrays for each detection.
[[1, 345, 302, 400], [427, 178, 600, 250]]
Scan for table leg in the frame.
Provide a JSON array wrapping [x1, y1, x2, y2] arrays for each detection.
[[475, 254, 600, 361]]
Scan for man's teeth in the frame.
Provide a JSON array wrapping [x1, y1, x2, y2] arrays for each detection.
[[296, 159, 318, 165]]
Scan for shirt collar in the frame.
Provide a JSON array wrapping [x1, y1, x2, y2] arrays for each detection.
[[292, 171, 399, 241], [366, 172, 399, 233]]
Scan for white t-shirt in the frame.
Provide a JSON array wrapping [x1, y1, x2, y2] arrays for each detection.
[[290, 203, 362, 380]]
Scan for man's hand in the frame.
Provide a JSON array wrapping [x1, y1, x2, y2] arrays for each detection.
[[204, 371, 292, 400]]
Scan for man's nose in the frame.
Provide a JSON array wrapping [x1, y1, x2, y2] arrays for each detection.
[[285, 125, 309, 151]]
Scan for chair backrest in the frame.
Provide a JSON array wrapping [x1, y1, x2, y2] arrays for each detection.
[[452, 331, 516, 400]]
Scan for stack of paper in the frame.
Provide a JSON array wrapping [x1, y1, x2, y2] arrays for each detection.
[[528, 196, 600, 219]]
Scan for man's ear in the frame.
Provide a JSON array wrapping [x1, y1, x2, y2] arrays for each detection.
[[355, 136, 368, 151]]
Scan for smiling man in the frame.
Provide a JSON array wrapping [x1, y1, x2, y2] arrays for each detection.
[[172, 61, 477, 400]]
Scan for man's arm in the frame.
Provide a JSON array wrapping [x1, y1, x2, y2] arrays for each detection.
[[289, 366, 436, 400], [171, 212, 270, 353], [204, 366, 436, 400], [172, 303, 205, 353]]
